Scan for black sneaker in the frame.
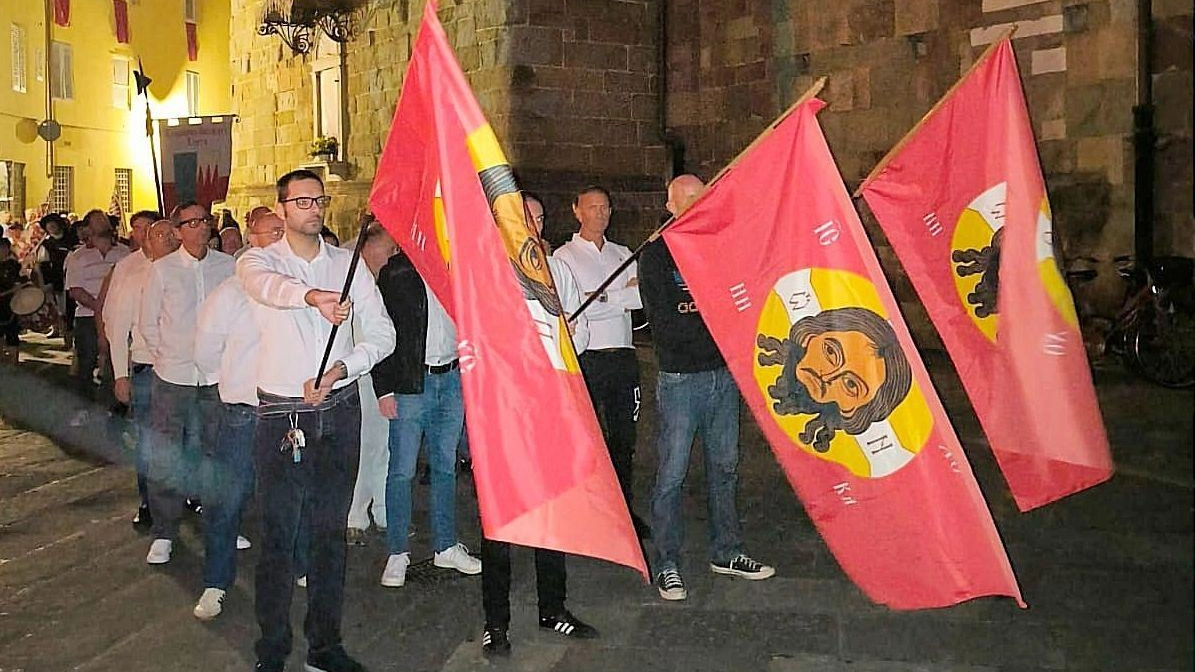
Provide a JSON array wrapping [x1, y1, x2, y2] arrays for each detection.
[[132, 504, 152, 529], [538, 610, 599, 639], [481, 625, 511, 657], [254, 662, 285, 672], [186, 498, 203, 515], [305, 645, 366, 672], [710, 554, 775, 580], [656, 568, 687, 601]]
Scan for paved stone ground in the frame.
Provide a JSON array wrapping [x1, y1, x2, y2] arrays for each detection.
[[0, 334, 1191, 672]]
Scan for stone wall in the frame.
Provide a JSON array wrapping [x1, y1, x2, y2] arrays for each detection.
[[224, 0, 669, 246], [665, 0, 1191, 334]]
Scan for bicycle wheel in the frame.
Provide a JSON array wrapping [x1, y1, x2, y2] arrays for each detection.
[[1132, 307, 1195, 388]]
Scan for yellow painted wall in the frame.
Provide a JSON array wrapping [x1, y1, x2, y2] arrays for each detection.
[[0, 0, 231, 222]]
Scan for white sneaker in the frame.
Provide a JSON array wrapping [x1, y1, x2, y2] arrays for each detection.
[[296, 575, 307, 588], [236, 535, 251, 550], [380, 552, 410, 587], [146, 538, 172, 564], [434, 543, 481, 575], [192, 588, 225, 620]]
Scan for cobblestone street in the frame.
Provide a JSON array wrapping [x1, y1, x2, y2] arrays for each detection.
[[0, 339, 1191, 672]]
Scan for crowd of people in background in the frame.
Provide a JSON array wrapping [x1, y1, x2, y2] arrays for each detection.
[[0, 171, 776, 672]]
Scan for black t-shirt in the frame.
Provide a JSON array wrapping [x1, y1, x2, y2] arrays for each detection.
[[639, 239, 724, 373]]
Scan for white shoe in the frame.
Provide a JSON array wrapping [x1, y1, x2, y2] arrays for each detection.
[[434, 543, 481, 575], [192, 588, 225, 620], [296, 575, 307, 588], [380, 552, 410, 587], [146, 538, 172, 564], [236, 535, 251, 550]]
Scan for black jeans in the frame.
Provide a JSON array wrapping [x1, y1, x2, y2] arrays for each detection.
[[147, 377, 219, 539], [481, 538, 566, 628], [72, 316, 98, 399], [578, 348, 641, 506], [253, 384, 360, 665]]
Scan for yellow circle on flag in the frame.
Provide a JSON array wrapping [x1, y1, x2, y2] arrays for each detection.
[[753, 268, 932, 478], [951, 183, 1079, 342]]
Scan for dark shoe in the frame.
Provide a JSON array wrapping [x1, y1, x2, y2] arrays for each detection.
[[254, 662, 285, 672], [186, 498, 203, 515], [132, 504, 152, 529], [538, 610, 599, 639], [481, 624, 511, 657], [345, 527, 368, 546], [710, 553, 775, 580], [457, 457, 472, 474], [631, 512, 652, 540], [305, 645, 365, 672]]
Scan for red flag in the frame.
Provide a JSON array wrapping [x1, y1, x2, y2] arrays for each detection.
[[114, 0, 130, 44], [185, 22, 198, 61], [859, 39, 1113, 511], [664, 98, 1022, 609], [53, 0, 70, 27], [369, 1, 647, 577]]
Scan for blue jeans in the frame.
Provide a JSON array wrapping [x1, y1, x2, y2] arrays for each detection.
[[130, 364, 154, 504], [203, 402, 256, 589], [385, 369, 464, 555], [650, 366, 744, 572]]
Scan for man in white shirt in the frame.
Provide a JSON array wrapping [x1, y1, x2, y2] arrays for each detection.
[[345, 218, 397, 545], [103, 212, 172, 527], [64, 211, 129, 423], [237, 170, 394, 672], [552, 185, 649, 538], [188, 214, 286, 621], [373, 248, 481, 589], [139, 201, 236, 565]]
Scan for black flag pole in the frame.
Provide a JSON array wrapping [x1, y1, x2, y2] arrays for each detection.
[[133, 59, 165, 216], [313, 222, 372, 389]]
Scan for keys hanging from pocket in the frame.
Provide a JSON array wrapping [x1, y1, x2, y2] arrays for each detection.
[[280, 412, 306, 464]]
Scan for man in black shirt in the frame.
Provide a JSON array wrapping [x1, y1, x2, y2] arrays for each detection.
[[639, 175, 775, 602]]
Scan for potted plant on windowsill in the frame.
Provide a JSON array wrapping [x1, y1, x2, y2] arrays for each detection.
[[310, 136, 339, 162]]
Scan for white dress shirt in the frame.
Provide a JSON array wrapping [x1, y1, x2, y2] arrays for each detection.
[[194, 275, 260, 406], [64, 244, 130, 317], [139, 246, 236, 386], [552, 234, 641, 350], [424, 282, 457, 366], [237, 236, 396, 398], [102, 250, 154, 377]]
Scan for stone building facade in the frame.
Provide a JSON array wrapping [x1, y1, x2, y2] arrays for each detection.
[[225, 0, 1190, 325]]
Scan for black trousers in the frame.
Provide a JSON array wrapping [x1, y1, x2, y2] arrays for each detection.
[[578, 348, 640, 506], [73, 316, 99, 399], [253, 385, 360, 665], [481, 538, 566, 628]]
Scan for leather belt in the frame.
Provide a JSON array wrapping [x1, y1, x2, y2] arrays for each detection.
[[132, 363, 152, 374], [426, 360, 459, 375]]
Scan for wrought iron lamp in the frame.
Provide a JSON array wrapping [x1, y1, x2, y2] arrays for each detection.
[[258, 0, 368, 54]]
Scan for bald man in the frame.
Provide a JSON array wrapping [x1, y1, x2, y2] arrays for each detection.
[[640, 175, 774, 603]]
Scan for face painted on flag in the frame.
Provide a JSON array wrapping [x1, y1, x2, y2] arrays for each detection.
[[463, 123, 579, 373], [951, 183, 1078, 341], [753, 268, 933, 478]]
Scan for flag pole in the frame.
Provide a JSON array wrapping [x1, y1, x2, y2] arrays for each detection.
[[853, 26, 1018, 197], [133, 58, 166, 215], [569, 76, 827, 322], [313, 221, 372, 389]]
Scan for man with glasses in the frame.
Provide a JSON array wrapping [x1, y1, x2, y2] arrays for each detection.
[[552, 185, 650, 538], [139, 201, 236, 566], [239, 169, 394, 672], [102, 210, 168, 527]]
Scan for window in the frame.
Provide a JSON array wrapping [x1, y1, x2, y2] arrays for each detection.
[[312, 35, 344, 158], [52, 165, 73, 213], [1, 161, 25, 217], [184, 0, 198, 22], [111, 58, 129, 109], [50, 41, 72, 100], [185, 71, 199, 116], [10, 24, 26, 93], [115, 168, 132, 215]]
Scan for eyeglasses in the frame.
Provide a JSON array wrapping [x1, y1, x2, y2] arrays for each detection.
[[178, 215, 217, 228], [280, 195, 332, 210], [248, 228, 285, 239]]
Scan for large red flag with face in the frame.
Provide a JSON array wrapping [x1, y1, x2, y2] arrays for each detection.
[[369, 1, 646, 577], [859, 40, 1113, 511], [664, 98, 1022, 609]]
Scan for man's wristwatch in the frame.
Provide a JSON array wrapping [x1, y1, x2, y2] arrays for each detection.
[[598, 292, 608, 303]]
